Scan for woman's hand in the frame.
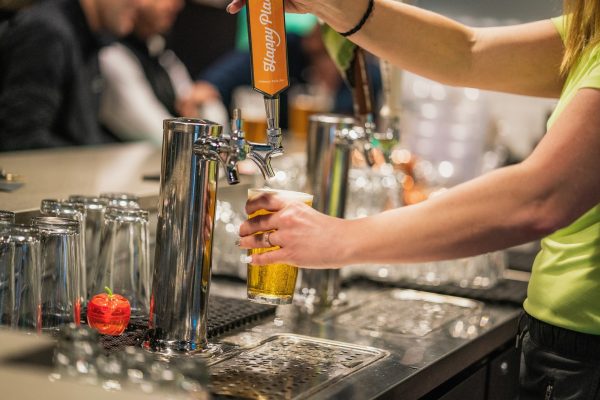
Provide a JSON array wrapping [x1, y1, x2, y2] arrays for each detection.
[[225, 0, 365, 43], [226, 0, 314, 15], [238, 192, 351, 268]]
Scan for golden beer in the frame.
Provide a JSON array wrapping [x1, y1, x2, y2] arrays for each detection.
[[288, 94, 328, 140], [247, 188, 313, 305], [242, 118, 268, 143]]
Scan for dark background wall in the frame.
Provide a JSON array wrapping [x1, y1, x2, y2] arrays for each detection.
[[166, 1, 237, 78]]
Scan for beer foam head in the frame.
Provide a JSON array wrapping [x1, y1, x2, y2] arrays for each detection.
[[248, 187, 313, 203]]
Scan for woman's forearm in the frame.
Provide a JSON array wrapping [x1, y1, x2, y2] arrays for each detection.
[[312, 0, 564, 96], [344, 163, 556, 265], [341, 86, 600, 266], [315, 0, 473, 85]]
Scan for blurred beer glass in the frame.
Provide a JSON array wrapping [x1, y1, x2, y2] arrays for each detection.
[[288, 84, 332, 140], [246, 188, 313, 305], [233, 86, 267, 142], [0, 210, 15, 227], [452, 251, 507, 289]]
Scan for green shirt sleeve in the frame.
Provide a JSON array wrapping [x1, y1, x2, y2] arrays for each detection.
[[579, 56, 600, 89], [551, 15, 567, 43]]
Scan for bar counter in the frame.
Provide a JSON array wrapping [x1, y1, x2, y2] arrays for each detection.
[[0, 143, 523, 399]]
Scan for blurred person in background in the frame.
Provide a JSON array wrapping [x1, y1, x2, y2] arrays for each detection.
[[99, 0, 229, 145], [231, 0, 600, 397], [0, 0, 34, 23], [0, 0, 142, 151]]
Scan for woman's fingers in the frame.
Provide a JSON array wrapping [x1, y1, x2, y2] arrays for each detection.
[[245, 193, 286, 216], [249, 248, 288, 266], [239, 212, 277, 236], [226, 0, 308, 14], [239, 230, 280, 249], [226, 0, 246, 14], [238, 201, 349, 268]]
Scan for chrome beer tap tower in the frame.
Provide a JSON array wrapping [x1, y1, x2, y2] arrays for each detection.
[[297, 113, 376, 310], [149, 111, 281, 353], [296, 44, 378, 310]]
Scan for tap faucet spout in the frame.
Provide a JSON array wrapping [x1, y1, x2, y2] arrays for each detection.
[[247, 148, 281, 179], [230, 107, 284, 180]]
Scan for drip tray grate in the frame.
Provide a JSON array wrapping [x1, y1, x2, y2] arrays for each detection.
[[317, 289, 483, 338], [208, 334, 387, 399]]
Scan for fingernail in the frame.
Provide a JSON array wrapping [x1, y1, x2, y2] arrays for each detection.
[[240, 254, 252, 263], [226, 4, 233, 13]]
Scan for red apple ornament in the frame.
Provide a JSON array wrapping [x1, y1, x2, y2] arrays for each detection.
[[87, 287, 131, 335]]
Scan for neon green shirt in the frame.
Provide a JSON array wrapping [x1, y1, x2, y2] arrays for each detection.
[[523, 16, 600, 335]]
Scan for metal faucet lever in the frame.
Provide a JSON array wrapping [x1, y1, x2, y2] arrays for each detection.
[[191, 107, 284, 183], [193, 134, 240, 185], [348, 115, 377, 167], [235, 106, 283, 180]]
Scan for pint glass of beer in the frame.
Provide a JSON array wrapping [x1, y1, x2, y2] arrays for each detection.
[[288, 84, 332, 140], [246, 188, 313, 305], [232, 86, 268, 142]]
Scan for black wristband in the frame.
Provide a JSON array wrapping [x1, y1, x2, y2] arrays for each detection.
[[339, 0, 375, 37]]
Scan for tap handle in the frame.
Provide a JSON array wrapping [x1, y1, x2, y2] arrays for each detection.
[[357, 117, 376, 167], [225, 165, 240, 185], [231, 108, 244, 139], [362, 140, 376, 167]]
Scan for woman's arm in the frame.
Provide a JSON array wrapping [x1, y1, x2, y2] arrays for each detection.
[[239, 87, 600, 267], [228, 0, 565, 97]]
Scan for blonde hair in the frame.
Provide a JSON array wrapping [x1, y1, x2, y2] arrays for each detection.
[[561, 0, 600, 74]]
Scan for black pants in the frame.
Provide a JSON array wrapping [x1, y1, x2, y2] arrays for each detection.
[[519, 314, 600, 399]]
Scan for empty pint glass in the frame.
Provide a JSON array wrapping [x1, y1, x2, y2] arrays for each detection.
[[40, 199, 87, 306], [0, 225, 41, 331], [99, 192, 140, 209], [68, 195, 109, 298], [32, 216, 81, 332], [94, 207, 150, 317], [247, 188, 313, 305]]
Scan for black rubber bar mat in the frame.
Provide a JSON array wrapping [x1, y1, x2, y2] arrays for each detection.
[[85, 295, 275, 353]]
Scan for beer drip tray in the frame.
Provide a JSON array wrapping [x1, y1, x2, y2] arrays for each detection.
[[317, 289, 483, 338], [208, 334, 387, 399]]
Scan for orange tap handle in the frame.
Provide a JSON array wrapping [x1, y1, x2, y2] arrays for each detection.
[[246, 0, 290, 97]]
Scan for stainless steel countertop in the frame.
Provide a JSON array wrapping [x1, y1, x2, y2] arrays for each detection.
[[0, 143, 522, 399], [0, 281, 520, 400], [209, 279, 520, 400]]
